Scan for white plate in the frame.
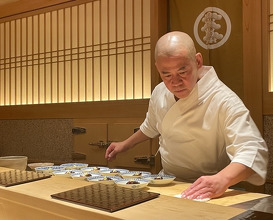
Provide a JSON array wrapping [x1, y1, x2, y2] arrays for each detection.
[[60, 163, 88, 170], [115, 178, 150, 189], [70, 172, 101, 180], [122, 171, 151, 179], [87, 176, 121, 184], [100, 169, 129, 176], [35, 165, 65, 174], [28, 163, 54, 170], [81, 166, 109, 173], [52, 169, 82, 177], [144, 174, 175, 185]]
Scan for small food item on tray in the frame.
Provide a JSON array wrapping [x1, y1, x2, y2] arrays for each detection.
[[144, 174, 175, 185], [121, 171, 151, 179], [100, 168, 129, 176], [70, 172, 100, 180], [52, 170, 81, 177], [126, 180, 140, 184], [115, 178, 149, 189], [87, 175, 121, 184], [99, 176, 113, 181], [69, 170, 81, 174], [154, 176, 163, 180], [110, 169, 120, 173]]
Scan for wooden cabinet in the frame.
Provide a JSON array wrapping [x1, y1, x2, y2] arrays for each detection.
[[73, 119, 160, 173], [107, 123, 152, 170], [73, 122, 108, 166]]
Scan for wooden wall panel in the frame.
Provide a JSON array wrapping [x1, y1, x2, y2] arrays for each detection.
[[242, 0, 263, 131], [263, 0, 273, 115]]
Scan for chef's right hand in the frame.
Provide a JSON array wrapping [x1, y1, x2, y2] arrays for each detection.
[[105, 142, 127, 161]]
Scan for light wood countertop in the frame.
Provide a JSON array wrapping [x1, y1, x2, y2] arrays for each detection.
[[0, 167, 269, 220]]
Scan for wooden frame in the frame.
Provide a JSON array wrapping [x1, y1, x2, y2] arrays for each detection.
[[150, 0, 167, 90], [262, 0, 273, 115], [0, 99, 149, 119], [242, 0, 264, 132]]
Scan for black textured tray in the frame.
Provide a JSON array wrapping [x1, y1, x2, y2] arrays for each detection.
[[51, 183, 160, 212], [0, 170, 51, 187]]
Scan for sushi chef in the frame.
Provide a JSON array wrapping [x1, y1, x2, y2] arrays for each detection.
[[105, 31, 268, 200]]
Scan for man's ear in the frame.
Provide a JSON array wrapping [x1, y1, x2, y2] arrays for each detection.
[[195, 53, 203, 68]]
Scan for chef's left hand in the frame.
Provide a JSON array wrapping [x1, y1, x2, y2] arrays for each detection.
[[181, 174, 229, 200]]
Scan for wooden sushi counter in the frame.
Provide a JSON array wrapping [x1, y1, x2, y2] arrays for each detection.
[[0, 167, 270, 220]]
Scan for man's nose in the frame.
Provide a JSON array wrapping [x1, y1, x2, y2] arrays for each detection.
[[171, 74, 182, 86]]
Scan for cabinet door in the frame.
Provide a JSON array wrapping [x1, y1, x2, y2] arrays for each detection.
[[108, 123, 152, 170], [73, 122, 108, 166]]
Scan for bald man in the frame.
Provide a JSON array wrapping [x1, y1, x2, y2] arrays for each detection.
[[105, 31, 268, 200]]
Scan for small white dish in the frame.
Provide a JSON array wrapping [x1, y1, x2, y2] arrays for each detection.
[[144, 174, 175, 185], [28, 163, 54, 170], [87, 175, 121, 184], [70, 172, 101, 180], [52, 169, 82, 177], [60, 163, 88, 170], [100, 168, 129, 177], [115, 178, 150, 189], [81, 166, 109, 173], [122, 171, 151, 179], [35, 165, 65, 174]]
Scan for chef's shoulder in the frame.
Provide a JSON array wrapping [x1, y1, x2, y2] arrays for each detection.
[[148, 82, 175, 111], [151, 82, 171, 98], [214, 83, 250, 119]]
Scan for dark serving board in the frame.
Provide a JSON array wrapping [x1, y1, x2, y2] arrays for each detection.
[[51, 183, 160, 212], [0, 169, 51, 187]]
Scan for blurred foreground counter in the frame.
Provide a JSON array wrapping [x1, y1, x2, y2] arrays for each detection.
[[0, 167, 270, 220]]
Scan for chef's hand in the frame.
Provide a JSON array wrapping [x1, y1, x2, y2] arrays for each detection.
[[105, 130, 150, 161], [105, 142, 128, 161], [181, 163, 254, 200], [181, 174, 229, 200]]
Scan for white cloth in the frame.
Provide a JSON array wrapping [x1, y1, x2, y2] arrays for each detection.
[[140, 66, 268, 185]]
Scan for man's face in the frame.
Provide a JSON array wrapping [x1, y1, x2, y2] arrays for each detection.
[[155, 53, 201, 99]]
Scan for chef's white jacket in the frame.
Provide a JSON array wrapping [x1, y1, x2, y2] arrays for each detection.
[[140, 66, 268, 185]]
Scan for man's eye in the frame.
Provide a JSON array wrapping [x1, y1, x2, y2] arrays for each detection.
[[179, 71, 186, 75]]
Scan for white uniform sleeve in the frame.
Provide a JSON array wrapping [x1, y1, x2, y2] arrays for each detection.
[[222, 96, 268, 185], [140, 87, 161, 138], [140, 103, 160, 138]]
